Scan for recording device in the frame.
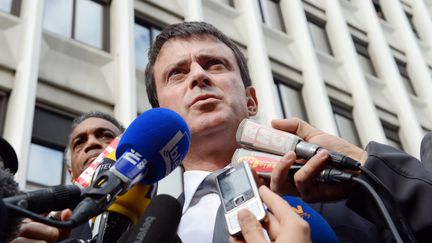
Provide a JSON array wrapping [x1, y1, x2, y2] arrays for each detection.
[[236, 119, 360, 171], [231, 148, 302, 178], [116, 194, 182, 243], [70, 108, 190, 225], [215, 161, 266, 235]]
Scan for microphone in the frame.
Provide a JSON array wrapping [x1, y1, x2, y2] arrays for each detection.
[[283, 195, 338, 243], [116, 194, 182, 243], [3, 184, 82, 214], [0, 136, 18, 174], [231, 148, 302, 178], [74, 137, 120, 189], [0, 169, 22, 242], [87, 142, 155, 243], [71, 108, 190, 225], [236, 119, 360, 171], [73, 135, 156, 243]]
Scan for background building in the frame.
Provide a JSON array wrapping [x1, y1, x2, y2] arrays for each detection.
[[0, 0, 431, 196]]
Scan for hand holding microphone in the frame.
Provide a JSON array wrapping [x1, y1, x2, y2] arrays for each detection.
[[236, 118, 368, 202]]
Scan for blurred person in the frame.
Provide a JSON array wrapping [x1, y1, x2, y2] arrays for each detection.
[[9, 112, 124, 243]]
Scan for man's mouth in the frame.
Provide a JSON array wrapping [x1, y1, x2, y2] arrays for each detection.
[[191, 93, 221, 106], [84, 153, 101, 167]]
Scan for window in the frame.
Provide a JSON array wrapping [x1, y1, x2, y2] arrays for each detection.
[[381, 121, 402, 149], [275, 78, 308, 120], [372, 0, 385, 20], [352, 36, 376, 76], [134, 19, 162, 71], [42, 0, 109, 50], [306, 12, 333, 55], [331, 102, 361, 146], [27, 106, 75, 188], [0, 90, 8, 135], [395, 58, 416, 95], [0, 0, 20, 16], [258, 0, 286, 32]]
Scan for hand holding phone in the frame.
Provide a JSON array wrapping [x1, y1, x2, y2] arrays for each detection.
[[216, 162, 266, 235]]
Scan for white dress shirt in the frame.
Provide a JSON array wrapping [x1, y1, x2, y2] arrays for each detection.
[[177, 170, 221, 243]]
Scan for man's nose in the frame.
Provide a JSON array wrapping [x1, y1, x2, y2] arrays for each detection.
[[84, 135, 103, 153], [189, 63, 212, 89]]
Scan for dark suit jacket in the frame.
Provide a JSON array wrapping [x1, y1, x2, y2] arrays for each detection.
[[308, 137, 432, 243]]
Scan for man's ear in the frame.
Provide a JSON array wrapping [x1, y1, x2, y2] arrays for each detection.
[[245, 87, 258, 116]]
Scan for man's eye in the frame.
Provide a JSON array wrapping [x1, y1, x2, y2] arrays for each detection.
[[168, 69, 183, 77], [72, 140, 84, 150], [168, 69, 186, 82], [101, 132, 115, 140], [206, 60, 225, 70]]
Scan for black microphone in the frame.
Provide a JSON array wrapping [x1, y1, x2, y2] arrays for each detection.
[[3, 185, 82, 214], [116, 194, 182, 243], [0, 169, 22, 242]]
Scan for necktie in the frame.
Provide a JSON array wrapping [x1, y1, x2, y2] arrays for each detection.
[[179, 169, 230, 243]]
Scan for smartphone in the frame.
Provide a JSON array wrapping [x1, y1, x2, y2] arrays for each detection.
[[215, 161, 266, 235]]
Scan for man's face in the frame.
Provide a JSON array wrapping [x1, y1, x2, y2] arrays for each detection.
[[68, 118, 122, 179], [153, 35, 257, 137]]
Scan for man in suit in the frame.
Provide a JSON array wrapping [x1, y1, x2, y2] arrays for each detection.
[[145, 21, 432, 243]]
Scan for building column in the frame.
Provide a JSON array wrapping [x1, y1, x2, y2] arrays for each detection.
[[356, 0, 423, 156], [3, 0, 45, 188], [111, 0, 136, 126], [280, 0, 338, 134], [184, 0, 203, 21], [322, 1, 386, 145], [412, 0, 432, 46], [381, 0, 432, 122], [235, 1, 279, 124]]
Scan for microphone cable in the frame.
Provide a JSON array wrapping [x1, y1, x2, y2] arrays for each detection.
[[319, 168, 415, 243], [358, 166, 417, 243], [316, 152, 417, 243]]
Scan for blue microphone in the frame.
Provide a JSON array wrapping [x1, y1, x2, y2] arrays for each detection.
[[114, 108, 190, 185], [70, 108, 190, 225], [283, 196, 338, 243]]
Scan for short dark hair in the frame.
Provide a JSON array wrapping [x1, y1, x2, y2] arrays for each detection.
[[65, 111, 125, 168], [71, 111, 125, 132], [144, 21, 252, 107]]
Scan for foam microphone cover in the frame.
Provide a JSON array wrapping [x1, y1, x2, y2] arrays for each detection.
[[0, 169, 21, 242], [283, 195, 338, 243], [116, 108, 190, 184], [116, 194, 182, 243]]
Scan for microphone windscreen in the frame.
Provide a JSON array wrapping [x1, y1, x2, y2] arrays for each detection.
[[0, 137, 18, 174], [283, 195, 338, 243], [0, 169, 21, 242], [116, 108, 190, 184], [117, 194, 182, 243]]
